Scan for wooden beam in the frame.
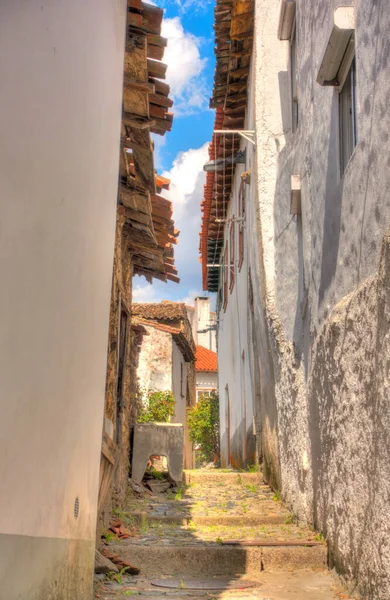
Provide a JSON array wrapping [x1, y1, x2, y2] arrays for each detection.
[[122, 111, 156, 129], [147, 58, 167, 80]]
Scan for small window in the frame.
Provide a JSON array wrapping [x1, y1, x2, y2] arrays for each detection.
[[238, 181, 245, 271], [229, 220, 235, 293], [290, 20, 298, 132], [339, 57, 357, 174], [197, 390, 212, 401], [223, 241, 228, 311]]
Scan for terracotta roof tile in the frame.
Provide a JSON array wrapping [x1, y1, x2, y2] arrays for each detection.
[[132, 301, 187, 321], [196, 345, 218, 372]]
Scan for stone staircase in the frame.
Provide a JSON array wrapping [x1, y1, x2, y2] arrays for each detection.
[[95, 470, 352, 599]]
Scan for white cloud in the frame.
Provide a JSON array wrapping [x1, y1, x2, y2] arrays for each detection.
[[133, 281, 162, 303], [134, 143, 210, 303], [162, 17, 209, 116]]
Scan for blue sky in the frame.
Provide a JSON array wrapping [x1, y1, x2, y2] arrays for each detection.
[[132, 0, 216, 306]]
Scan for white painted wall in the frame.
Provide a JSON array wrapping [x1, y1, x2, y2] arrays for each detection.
[[172, 340, 188, 426], [196, 371, 218, 392], [216, 116, 257, 467], [0, 1, 126, 596]]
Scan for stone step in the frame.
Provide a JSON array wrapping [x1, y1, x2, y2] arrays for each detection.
[[97, 571, 346, 600], [131, 511, 287, 526], [183, 470, 261, 486], [109, 542, 327, 577]]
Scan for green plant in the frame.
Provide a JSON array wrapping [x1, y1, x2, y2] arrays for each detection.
[[245, 484, 258, 493], [187, 392, 220, 463], [284, 513, 294, 525], [138, 389, 175, 423], [315, 532, 325, 542], [247, 463, 260, 473], [178, 579, 187, 589], [108, 567, 129, 585], [272, 490, 280, 502], [122, 591, 138, 596], [174, 486, 185, 500], [103, 530, 116, 543], [237, 474, 242, 485], [146, 466, 165, 480], [216, 537, 223, 545], [242, 502, 248, 513]]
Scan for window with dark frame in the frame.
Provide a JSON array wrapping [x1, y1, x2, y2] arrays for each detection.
[[238, 181, 245, 271], [229, 220, 235, 293], [339, 56, 357, 175], [290, 19, 298, 133], [223, 240, 228, 311]]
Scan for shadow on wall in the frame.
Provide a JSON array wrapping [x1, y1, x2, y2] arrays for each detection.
[[318, 94, 344, 311], [308, 227, 390, 600]]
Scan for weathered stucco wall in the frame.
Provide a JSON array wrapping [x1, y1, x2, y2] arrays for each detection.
[[0, 1, 126, 597], [249, 0, 390, 597], [137, 326, 172, 391]]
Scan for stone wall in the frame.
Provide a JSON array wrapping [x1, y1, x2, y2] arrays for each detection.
[[249, 1, 390, 597], [99, 215, 137, 534]]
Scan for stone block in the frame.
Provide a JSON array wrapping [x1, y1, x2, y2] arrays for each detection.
[[131, 422, 184, 484]]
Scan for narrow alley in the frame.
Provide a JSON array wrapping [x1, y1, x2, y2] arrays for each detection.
[[1, 1, 390, 599], [94, 470, 350, 600]]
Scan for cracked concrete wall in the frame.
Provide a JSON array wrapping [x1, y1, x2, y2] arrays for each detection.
[[248, 0, 390, 597]]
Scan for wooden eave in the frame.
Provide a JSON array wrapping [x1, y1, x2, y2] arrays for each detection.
[[200, 0, 254, 290], [115, 0, 179, 284]]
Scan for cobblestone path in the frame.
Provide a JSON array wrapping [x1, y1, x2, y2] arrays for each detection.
[[94, 470, 353, 600]]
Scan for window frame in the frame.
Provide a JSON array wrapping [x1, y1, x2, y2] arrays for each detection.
[[339, 53, 357, 175], [238, 181, 245, 271], [229, 219, 235, 293], [290, 17, 298, 133]]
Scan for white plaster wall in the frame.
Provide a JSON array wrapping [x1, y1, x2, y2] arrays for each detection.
[[172, 340, 188, 425], [216, 129, 256, 467], [196, 371, 218, 390], [0, 0, 125, 541], [137, 327, 172, 392], [195, 297, 217, 352]]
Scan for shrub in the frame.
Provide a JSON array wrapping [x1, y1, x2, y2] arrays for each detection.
[[187, 392, 220, 464], [137, 389, 175, 423]]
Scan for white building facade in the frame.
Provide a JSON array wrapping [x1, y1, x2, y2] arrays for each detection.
[[0, 2, 126, 598], [201, 1, 390, 597]]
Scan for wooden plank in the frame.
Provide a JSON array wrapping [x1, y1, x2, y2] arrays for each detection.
[[123, 75, 155, 93], [123, 86, 149, 118], [132, 145, 156, 192], [150, 104, 168, 119], [149, 78, 170, 96], [119, 185, 150, 213], [101, 432, 117, 466], [141, 2, 163, 34], [147, 43, 164, 61], [124, 33, 147, 82], [149, 92, 174, 108], [147, 33, 167, 48], [124, 126, 152, 151], [167, 273, 180, 283], [123, 111, 156, 129], [230, 13, 254, 39], [118, 204, 152, 226], [147, 58, 167, 79]]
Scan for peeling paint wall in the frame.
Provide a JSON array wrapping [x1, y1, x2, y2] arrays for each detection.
[[246, 1, 390, 597], [137, 327, 195, 468]]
